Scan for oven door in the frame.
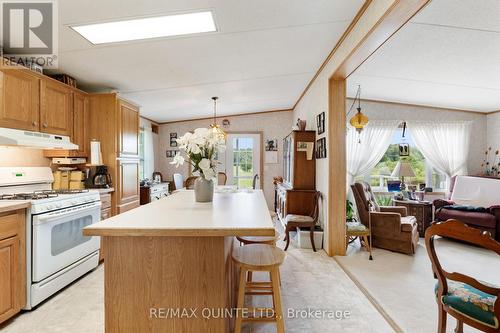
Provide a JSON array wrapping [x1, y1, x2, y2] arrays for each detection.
[[32, 201, 101, 282]]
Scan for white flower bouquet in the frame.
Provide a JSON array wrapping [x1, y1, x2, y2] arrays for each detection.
[[170, 128, 226, 180]]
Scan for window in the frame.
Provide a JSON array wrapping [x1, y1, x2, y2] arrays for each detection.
[[366, 128, 447, 192]]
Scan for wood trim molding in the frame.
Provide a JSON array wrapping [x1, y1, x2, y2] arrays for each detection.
[[139, 115, 160, 126], [293, 0, 373, 110], [486, 110, 500, 116], [158, 108, 293, 125]]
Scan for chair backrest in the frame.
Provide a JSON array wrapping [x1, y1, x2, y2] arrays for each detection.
[[173, 173, 184, 190], [184, 176, 197, 189], [217, 172, 227, 185], [351, 182, 380, 227], [152, 171, 163, 182], [425, 220, 500, 327], [310, 191, 322, 223], [252, 174, 259, 189]]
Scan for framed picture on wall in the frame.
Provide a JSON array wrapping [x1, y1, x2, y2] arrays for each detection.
[[316, 137, 327, 159], [170, 133, 178, 147], [399, 143, 410, 156], [265, 139, 278, 151], [166, 150, 177, 158], [316, 112, 325, 135]]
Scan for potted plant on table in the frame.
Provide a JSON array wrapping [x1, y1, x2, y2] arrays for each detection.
[[170, 128, 226, 202]]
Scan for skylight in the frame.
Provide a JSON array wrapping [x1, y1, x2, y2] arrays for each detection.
[[71, 11, 216, 44]]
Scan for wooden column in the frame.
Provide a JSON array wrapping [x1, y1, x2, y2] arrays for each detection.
[[328, 79, 347, 255], [324, 0, 431, 255]]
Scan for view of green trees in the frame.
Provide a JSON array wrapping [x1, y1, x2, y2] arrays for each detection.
[[232, 149, 254, 188], [370, 144, 426, 186]]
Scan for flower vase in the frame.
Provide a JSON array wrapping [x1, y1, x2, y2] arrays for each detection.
[[194, 176, 214, 202]]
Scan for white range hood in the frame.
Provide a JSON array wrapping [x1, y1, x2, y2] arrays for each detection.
[[0, 127, 79, 150]]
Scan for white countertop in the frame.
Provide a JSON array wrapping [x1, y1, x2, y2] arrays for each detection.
[[83, 189, 275, 237]]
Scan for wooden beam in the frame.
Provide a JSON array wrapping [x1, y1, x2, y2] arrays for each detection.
[[325, 0, 431, 256], [333, 0, 431, 80], [328, 78, 347, 255]]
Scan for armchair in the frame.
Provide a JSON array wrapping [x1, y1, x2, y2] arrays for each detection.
[[351, 182, 419, 255]]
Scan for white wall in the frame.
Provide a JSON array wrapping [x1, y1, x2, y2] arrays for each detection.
[[157, 111, 294, 208], [487, 112, 500, 153], [356, 100, 487, 176], [0, 147, 50, 167]]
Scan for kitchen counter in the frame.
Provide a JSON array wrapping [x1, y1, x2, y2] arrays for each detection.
[[83, 190, 274, 333], [84, 189, 274, 237], [0, 201, 30, 213]]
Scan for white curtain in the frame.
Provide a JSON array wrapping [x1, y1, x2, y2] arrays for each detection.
[[143, 126, 155, 179], [407, 121, 471, 183], [347, 120, 400, 185]]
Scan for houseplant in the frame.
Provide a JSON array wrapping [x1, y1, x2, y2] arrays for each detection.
[[170, 128, 226, 202]]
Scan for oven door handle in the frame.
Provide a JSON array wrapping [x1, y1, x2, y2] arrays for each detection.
[[34, 202, 102, 226]]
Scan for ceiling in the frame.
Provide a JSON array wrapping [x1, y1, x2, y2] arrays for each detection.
[[348, 0, 500, 113], [53, 0, 364, 122]]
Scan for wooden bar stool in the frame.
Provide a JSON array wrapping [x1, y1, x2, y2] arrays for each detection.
[[236, 232, 281, 283], [232, 244, 286, 333]]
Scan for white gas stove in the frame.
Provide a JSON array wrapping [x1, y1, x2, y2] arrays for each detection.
[[0, 167, 101, 309]]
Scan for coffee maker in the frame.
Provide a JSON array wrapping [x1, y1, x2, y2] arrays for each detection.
[[85, 165, 112, 188]]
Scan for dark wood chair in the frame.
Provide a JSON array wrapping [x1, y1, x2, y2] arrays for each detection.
[[425, 220, 500, 333], [217, 172, 227, 185], [184, 176, 197, 189], [152, 171, 164, 182], [283, 191, 320, 252]]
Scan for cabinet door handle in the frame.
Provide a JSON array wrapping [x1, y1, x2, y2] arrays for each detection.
[[43, 123, 48, 128], [32, 121, 37, 126]]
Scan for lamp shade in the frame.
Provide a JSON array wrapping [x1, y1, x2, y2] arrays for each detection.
[[391, 160, 416, 178]]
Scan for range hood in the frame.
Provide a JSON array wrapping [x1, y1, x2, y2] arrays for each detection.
[[0, 128, 79, 150]]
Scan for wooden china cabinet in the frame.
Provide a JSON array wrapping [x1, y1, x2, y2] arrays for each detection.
[[276, 130, 316, 223]]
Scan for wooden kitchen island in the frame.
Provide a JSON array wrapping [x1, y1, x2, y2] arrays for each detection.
[[83, 190, 275, 333]]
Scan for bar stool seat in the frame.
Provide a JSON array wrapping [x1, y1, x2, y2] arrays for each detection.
[[232, 244, 285, 333], [236, 233, 280, 246]]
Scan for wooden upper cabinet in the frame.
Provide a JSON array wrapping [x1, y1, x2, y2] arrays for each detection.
[[117, 99, 139, 157], [0, 69, 40, 131], [72, 92, 90, 156], [40, 79, 73, 136]]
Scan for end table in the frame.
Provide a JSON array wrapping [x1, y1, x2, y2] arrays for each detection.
[[392, 199, 433, 237]]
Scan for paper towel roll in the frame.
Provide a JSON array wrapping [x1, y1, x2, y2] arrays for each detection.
[[90, 140, 102, 165]]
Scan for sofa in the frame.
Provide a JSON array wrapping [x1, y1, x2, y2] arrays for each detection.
[[351, 182, 419, 255], [433, 175, 500, 241]]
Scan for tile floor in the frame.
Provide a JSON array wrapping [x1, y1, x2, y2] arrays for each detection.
[[0, 235, 394, 333]]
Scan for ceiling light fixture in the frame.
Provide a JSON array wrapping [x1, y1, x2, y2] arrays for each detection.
[[70, 11, 216, 45], [347, 85, 369, 143], [210, 97, 226, 140]]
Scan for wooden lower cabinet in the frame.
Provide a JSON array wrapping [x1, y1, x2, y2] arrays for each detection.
[[99, 192, 113, 261], [0, 209, 26, 325], [116, 159, 140, 214]]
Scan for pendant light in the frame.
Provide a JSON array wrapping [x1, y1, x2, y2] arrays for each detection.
[[347, 85, 369, 142], [210, 96, 226, 140]]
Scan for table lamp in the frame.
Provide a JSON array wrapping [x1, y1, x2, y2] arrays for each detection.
[[391, 160, 415, 190]]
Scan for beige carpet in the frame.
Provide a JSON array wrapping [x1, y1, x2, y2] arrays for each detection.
[[336, 237, 500, 333]]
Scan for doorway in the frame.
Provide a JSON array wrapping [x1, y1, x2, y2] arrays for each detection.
[[218, 133, 262, 189]]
